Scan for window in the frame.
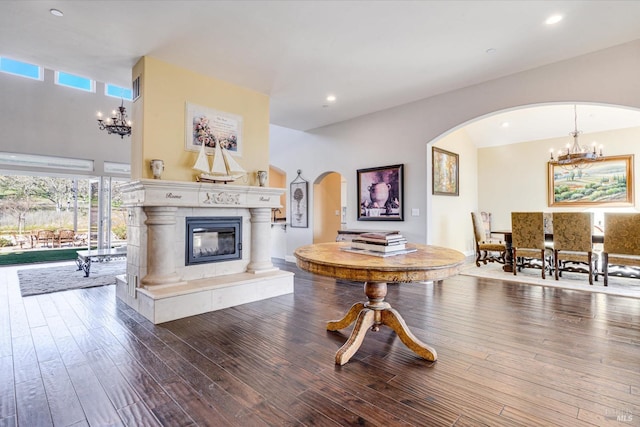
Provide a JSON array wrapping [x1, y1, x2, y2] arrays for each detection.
[[55, 71, 94, 92], [105, 84, 133, 100], [0, 152, 94, 172], [0, 56, 42, 80]]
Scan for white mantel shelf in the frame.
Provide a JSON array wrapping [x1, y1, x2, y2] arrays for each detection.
[[119, 179, 285, 209], [117, 179, 293, 324]]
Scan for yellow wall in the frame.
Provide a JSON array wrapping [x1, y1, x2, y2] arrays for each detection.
[[131, 56, 270, 182], [268, 166, 287, 220]]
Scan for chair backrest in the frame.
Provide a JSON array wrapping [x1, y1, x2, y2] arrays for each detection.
[[511, 212, 545, 250], [604, 213, 640, 256], [470, 212, 485, 243], [552, 212, 593, 252], [480, 211, 492, 240]]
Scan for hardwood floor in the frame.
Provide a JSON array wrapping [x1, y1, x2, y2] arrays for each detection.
[[1, 259, 639, 426]]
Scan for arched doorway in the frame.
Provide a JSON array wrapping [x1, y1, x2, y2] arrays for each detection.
[[313, 172, 345, 243]]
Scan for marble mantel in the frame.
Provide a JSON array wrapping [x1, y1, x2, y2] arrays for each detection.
[[117, 179, 294, 323]]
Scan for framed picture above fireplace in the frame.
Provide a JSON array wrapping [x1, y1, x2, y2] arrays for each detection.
[[185, 102, 243, 156]]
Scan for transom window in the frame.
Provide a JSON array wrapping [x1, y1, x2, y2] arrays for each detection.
[[0, 56, 42, 80], [105, 83, 132, 100], [55, 71, 94, 92]]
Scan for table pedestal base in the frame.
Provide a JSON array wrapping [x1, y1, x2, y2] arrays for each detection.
[[327, 281, 437, 365]]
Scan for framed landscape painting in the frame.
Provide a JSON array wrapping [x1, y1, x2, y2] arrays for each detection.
[[548, 155, 634, 206], [432, 147, 459, 196], [357, 164, 404, 221]]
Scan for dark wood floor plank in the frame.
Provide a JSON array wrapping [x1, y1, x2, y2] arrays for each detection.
[[117, 400, 163, 427], [39, 357, 85, 426], [14, 376, 52, 427], [0, 355, 16, 420], [66, 362, 125, 426]]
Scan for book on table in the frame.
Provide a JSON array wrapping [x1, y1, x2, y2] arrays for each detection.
[[350, 240, 407, 252], [358, 231, 402, 240], [353, 236, 407, 245]]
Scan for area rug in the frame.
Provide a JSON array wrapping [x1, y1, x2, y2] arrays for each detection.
[[460, 262, 640, 299], [17, 260, 126, 297]]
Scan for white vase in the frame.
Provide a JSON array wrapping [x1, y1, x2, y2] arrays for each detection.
[[150, 159, 164, 179], [257, 170, 268, 187]]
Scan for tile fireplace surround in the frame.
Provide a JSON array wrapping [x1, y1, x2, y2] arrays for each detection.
[[118, 179, 294, 324]]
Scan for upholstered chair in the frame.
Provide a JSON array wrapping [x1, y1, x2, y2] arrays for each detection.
[[552, 212, 596, 285], [511, 212, 550, 279], [471, 212, 506, 267], [602, 213, 640, 286]]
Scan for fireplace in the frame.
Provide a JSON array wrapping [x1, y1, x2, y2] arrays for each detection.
[[186, 216, 242, 265], [118, 179, 293, 324]]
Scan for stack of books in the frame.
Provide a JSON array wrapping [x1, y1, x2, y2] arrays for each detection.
[[341, 231, 416, 257]]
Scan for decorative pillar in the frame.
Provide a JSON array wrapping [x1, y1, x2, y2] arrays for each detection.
[[247, 207, 277, 273], [141, 206, 185, 287]]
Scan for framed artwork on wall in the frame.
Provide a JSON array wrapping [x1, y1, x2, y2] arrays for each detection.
[[185, 102, 242, 156], [357, 164, 404, 221], [548, 154, 634, 207], [290, 169, 308, 228], [432, 146, 459, 196]]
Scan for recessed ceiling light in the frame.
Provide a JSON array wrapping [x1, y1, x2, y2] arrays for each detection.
[[545, 14, 563, 25], [326, 95, 336, 102], [50, 8, 64, 17], [501, 122, 509, 128], [486, 48, 497, 55]]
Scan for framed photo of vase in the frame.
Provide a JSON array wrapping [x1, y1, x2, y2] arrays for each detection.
[[290, 170, 308, 228], [548, 154, 634, 207], [357, 164, 404, 221], [185, 102, 242, 156], [432, 147, 459, 196]]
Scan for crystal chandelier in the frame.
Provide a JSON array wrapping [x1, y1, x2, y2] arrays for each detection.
[[549, 105, 602, 169], [97, 100, 132, 139]]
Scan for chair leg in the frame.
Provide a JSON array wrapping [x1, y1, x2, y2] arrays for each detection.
[[512, 249, 517, 276], [588, 252, 593, 286], [554, 250, 559, 281], [475, 249, 481, 267], [603, 253, 608, 287], [540, 249, 545, 279]]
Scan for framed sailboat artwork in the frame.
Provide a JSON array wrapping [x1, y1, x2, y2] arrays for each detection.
[[185, 102, 243, 156]]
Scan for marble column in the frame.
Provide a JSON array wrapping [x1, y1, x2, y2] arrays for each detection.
[[140, 206, 184, 287], [247, 207, 277, 273]]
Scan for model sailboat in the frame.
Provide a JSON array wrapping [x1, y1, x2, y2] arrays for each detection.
[[193, 141, 246, 183]]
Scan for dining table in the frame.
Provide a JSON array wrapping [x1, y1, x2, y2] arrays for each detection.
[[492, 230, 604, 272]]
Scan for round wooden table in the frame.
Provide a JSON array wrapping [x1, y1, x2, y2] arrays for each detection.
[[294, 242, 465, 365]]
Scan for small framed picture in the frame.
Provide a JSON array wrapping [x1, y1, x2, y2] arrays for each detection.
[[432, 147, 459, 196], [357, 164, 404, 221], [290, 170, 309, 228], [185, 102, 242, 156]]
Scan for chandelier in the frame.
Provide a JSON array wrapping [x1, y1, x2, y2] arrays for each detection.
[[549, 105, 602, 169], [97, 100, 131, 139]]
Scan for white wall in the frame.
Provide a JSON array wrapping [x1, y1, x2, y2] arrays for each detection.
[[0, 68, 131, 177], [271, 40, 640, 259], [430, 129, 478, 255]]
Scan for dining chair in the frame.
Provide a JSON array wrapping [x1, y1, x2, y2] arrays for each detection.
[[511, 212, 550, 279], [552, 212, 596, 285], [602, 213, 640, 286], [471, 212, 506, 267]]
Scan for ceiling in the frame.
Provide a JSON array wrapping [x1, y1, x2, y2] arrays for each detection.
[[2, 1, 640, 143]]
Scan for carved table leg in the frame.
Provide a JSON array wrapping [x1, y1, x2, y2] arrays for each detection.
[[380, 307, 437, 361], [327, 302, 365, 331], [328, 281, 437, 365]]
